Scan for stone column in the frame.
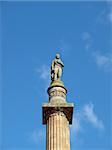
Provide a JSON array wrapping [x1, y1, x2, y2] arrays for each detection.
[[46, 111, 70, 150], [42, 80, 74, 150]]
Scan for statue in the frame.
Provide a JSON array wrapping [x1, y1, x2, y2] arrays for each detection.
[[51, 54, 64, 81]]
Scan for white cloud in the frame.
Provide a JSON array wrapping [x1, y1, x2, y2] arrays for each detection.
[[92, 51, 112, 72], [71, 102, 104, 136], [30, 128, 45, 145], [35, 64, 50, 94], [82, 32, 91, 41], [107, 12, 112, 23], [82, 31, 112, 72], [83, 103, 104, 130], [81, 10, 112, 70], [36, 65, 50, 80], [95, 9, 112, 25], [72, 112, 82, 134], [106, 1, 112, 23], [81, 32, 93, 51], [36, 64, 50, 88]]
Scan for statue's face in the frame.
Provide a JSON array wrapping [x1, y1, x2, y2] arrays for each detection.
[[56, 54, 60, 59]]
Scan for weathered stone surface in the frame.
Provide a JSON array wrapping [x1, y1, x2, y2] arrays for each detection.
[[42, 54, 74, 150], [48, 86, 67, 103], [46, 112, 70, 150], [42, 103, 74, 125]]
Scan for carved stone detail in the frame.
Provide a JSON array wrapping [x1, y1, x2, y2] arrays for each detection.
[[42, 104, 74, 125], [48, 86, 67, 103], [49, 90, 66, 98]]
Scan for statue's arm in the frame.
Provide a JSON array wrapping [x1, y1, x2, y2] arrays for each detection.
[[61, 60, 64, 67], [51, 60, 55, 71], [58, 59, 64, 67]]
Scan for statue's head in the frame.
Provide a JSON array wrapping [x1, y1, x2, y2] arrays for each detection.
[[56, 53, 60, 59]]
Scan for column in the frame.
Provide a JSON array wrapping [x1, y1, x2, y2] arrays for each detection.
[[46, 111, 70, 150]]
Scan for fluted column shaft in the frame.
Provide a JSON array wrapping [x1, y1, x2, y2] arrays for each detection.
[[46, 111, 70, 150]]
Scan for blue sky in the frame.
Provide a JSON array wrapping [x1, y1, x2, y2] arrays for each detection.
[[1, 1, 112, 150]]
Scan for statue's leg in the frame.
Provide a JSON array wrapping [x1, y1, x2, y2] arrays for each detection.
[[54, 67, 58, 80], [58, 68, 62, 80], [54, 71, 56, 80], [57, 69, 59, 80]]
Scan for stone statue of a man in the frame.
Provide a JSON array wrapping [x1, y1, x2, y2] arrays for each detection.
[[51, 54, 64, 81]]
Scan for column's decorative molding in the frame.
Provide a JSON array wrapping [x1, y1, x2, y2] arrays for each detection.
[[42, 104, 74, 125], [49, 89, 66, 99]]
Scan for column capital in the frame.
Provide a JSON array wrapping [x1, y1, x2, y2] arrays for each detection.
[[42, 103, 74, 125]]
